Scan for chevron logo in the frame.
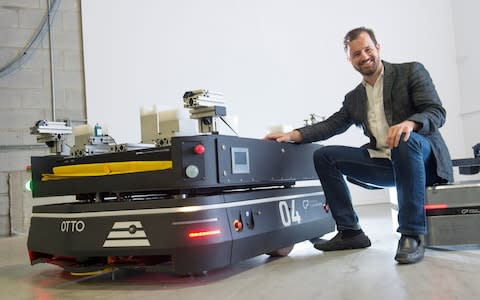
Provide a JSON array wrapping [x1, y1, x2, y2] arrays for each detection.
[[102, 221, 151, 247]]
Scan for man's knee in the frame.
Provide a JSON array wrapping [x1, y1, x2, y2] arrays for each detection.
[[393, 133, 424, 157], [313, 146, 336, 165]]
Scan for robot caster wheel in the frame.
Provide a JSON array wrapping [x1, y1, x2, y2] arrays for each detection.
[[267, 245, 294, 257]]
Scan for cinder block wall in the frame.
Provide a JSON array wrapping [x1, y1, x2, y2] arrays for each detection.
[[0, 0, 86, 235], [8, 171, 75, 235]]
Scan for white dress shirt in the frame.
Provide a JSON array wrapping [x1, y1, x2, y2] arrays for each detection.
[[363, 68, 391, 159]]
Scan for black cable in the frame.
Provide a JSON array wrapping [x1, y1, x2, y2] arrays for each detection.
[[219, 116, 239, 136]]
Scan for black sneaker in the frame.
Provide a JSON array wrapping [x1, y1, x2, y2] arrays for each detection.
[[394, 235, 424, 264], [313, 231, 371, 251]]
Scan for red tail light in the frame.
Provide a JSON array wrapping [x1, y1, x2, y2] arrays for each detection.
[[188, 229, 221, 238], [425, 203, 448, 210]]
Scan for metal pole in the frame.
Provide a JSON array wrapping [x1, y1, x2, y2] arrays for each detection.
[[47, 0, 57, 121], [0, 144, 47, 151]]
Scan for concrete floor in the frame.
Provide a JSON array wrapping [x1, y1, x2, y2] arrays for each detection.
[[1, 204, 480, 300]]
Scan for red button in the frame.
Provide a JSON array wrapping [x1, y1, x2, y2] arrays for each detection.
[[194, 144, 205, 154], [233, 220, 243, 232]]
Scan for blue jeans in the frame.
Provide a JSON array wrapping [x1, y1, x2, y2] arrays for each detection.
[[313, 132, 440, 235]]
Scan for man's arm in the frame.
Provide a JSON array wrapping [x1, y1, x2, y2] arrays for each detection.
[[406, 62, 446, 134], [387, 62, 445, 148]]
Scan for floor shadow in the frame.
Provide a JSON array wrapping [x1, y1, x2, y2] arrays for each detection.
[[25, 254, 285, 291]]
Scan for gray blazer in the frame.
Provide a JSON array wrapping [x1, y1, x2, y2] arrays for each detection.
[[298, 61, 453, 182]]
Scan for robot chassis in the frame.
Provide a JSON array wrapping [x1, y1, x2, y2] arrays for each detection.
[[27, 91, 335, 275]]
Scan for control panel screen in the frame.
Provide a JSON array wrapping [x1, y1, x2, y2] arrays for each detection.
[[231, 147, 250, 174]]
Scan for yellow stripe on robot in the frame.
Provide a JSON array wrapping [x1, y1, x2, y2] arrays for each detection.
[[41, 160, 172, 181]]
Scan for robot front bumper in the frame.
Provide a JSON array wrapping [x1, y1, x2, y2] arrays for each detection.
[[28, 186, 333, 274]]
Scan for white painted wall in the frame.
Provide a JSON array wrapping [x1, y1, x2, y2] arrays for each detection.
[[451, 0, 480, 157], [81, 0, 466, 205]]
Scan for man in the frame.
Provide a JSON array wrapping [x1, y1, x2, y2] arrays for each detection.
[[265, 27, 453, 264]]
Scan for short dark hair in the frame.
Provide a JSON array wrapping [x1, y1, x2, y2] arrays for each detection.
[[343, 27, 378, 52]]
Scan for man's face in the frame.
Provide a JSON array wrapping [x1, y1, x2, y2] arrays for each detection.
[[347, 32, 381, 77]]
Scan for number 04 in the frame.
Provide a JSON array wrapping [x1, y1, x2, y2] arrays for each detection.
[[279, 200, 301, 227]]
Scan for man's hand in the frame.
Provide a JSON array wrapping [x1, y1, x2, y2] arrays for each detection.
[[264, 130, 303, 143], [386, 120, 419, 149]]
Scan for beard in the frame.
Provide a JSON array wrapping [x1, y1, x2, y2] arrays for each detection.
[[354, 58, 379, 76]]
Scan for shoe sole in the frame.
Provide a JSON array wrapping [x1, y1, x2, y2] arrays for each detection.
[[394, 255, 424, 264], [394, 251, 424, 264], [314, 240, 371, 251]]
